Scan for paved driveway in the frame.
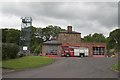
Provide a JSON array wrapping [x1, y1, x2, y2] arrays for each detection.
[[3, 57, 118, 78]]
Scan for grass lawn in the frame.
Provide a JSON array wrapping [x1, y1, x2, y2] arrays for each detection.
[[112, 61, 120, 72], [2, 56, 54, 70]]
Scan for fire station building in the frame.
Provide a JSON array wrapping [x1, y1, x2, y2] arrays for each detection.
[[42, 26, 106, 57]]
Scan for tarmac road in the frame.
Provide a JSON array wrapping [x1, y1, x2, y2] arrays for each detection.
[[3, 57, 118, 78]]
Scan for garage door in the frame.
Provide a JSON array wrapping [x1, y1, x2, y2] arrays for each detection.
[[93, 47, 105, 57]]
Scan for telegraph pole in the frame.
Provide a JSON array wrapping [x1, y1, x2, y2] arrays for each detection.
[[20, 17, 32, 56]]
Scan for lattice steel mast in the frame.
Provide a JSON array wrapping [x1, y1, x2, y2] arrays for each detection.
[[20, 17, 32, 55]]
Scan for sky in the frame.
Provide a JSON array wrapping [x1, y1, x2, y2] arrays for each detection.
[[0, 1, 118, 37]]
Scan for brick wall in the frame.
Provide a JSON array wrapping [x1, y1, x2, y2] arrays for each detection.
[[58, 33, 81, 44]]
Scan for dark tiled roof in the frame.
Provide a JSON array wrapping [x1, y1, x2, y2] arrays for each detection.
[[43, 40, 61, 45], [60, 31, 81, 34]]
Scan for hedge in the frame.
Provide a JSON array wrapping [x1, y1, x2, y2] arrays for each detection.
[[2, 43, 19, 60]]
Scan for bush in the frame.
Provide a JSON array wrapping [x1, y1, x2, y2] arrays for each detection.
[[34, 46, 40, 55], [2, 43, 19, 60]]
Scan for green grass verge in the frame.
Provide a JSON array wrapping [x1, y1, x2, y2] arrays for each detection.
[[112, 61, 120, 72], [2, 56, 54, 70]]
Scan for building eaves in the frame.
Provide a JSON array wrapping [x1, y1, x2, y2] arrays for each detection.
[[43, 40, 62, 45]]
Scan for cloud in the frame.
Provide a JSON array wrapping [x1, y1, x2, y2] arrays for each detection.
[[0, 2, 118, 37]]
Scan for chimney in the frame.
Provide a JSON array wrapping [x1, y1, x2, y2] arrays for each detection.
[[67, 26, 72, 32]]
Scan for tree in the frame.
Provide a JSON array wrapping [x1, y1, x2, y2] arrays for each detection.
[[83, 34, 92, 42], [92, 33, 106, 42], [107, 29, 120, 52], [2, 29, 8, 43], [30, 26, 43, 53], [2, 29, 20, 45], [2, 29, 20, 59], [42, 25, 66, 41], [83, 33, 106, 42]]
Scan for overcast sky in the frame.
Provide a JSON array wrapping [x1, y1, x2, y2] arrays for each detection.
[[0, 2, 118, 37]]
